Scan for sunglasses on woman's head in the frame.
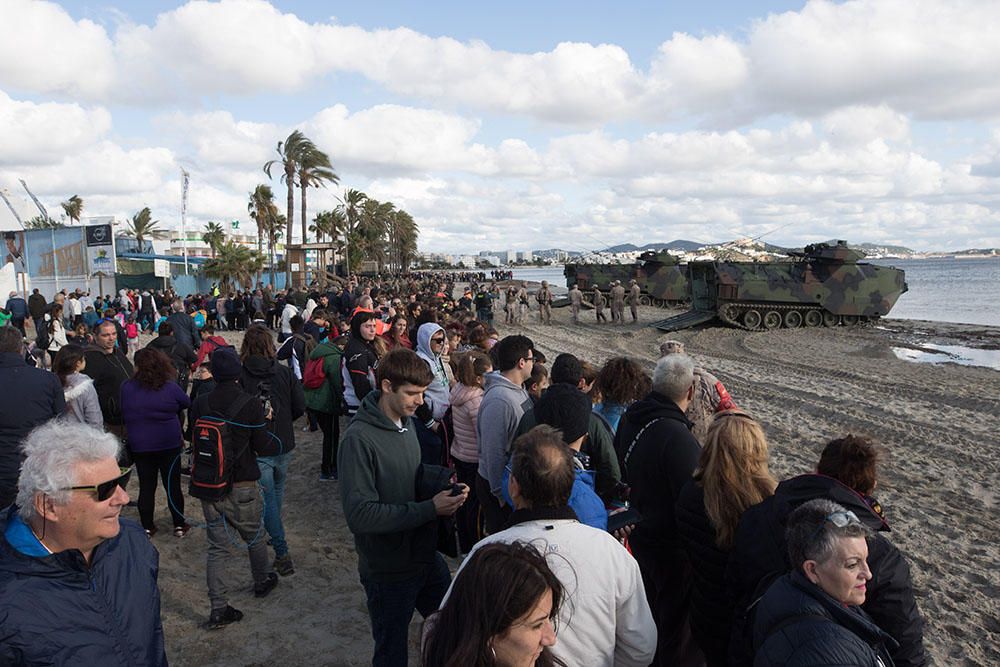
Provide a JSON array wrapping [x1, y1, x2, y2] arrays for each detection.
[[63, 467, 132, 501], [811, 509, 862, 540]]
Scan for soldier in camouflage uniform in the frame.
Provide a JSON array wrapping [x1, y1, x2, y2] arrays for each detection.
[[505, 286, 518, 324], [568, 284, 583, 324], [592, 286, 608, 323], [659, 340, 736, 441], [628, 279, 641, 322], [611, 280, 626, 324], [516, 282, 529, 324], [536, 280, 553, 325]]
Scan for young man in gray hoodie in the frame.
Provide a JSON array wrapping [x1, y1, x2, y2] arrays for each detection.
[[475, 334, 536, 534], [339, 348, 468, 667]]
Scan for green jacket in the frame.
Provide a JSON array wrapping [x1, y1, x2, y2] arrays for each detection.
[[338, 391, 438, 582], [303, 341, 344, 414]]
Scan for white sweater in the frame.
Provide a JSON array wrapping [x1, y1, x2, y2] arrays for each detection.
[[443, 517, 657, 667]]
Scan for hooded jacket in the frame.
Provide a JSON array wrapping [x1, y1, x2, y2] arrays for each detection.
[[303, 341, 345, 415], [753, 570, 898, 667], [415, 323, 450, 421], [612, 391, 701, 560], [448, 382, 484, 464], [63, 372, 103, 427], [193, 335, 229, 371], [337, 391, 439, 582], [146, 334, 197, 381], [476, 371, 532, 499], [728, 474, 925, 667], [341, 333, 378, 410], [0, 507, 167, 666], [240, 355, 305, 457]]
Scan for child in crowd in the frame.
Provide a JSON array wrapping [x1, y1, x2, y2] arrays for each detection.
[[125, 315, 140, 359]]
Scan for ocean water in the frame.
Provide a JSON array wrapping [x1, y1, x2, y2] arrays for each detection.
[[513, 257, 1000, 327]]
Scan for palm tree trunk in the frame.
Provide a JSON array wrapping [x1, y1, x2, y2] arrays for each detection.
[[300, 183, 309, 284], [285, 163, 295, 288]]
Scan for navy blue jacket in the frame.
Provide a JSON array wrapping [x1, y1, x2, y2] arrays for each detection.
[[753, 570, 897, 667], [0, 507, 167, 665], [0, 353, 65, 507], [4, 297, 27, 320], [165, 311, 200, 349]]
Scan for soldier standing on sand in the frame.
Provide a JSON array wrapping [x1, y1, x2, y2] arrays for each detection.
[[611, 281, 626, 324], [516, 282, 529, 324], [629, 279, 641, 322], [505, 286, 518, 324], [593, 286, 608, 323], [536, 281, 553, 325], [568, 284, 583, 324]]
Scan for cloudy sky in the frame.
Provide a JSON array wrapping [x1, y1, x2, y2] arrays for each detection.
[[2, 0, 999, 253]]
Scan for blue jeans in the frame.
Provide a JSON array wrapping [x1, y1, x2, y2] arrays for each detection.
[[360, 553, 451, 667], [257, 452, 291, 557]]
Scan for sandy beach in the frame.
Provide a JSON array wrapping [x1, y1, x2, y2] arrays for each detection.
[[135, 302, 999, 666]]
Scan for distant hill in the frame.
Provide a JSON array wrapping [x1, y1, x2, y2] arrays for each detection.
[[601, 240, 705, 253]]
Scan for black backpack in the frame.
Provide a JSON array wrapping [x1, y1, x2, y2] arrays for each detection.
[[188, 394, 254, 501]]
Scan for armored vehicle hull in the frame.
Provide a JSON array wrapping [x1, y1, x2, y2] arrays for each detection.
[[652, 241, 908, 331], [565, 250, 689, 306]]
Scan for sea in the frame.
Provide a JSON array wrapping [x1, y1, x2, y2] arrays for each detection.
[[512, 256, 1000, 327]]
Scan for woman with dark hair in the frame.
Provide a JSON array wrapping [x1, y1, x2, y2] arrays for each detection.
[[120, 347, 191, 537], [592, 357, 651, 434], [818, 434, 884, 516], [449, 350, 493, 551], [341, 311, 380, 416], [45, 304, 69, 358], [423, 542, 564, 667], [675, 410, 777, 666], [53, 345, 102, 427], [381, 314, 412, 351], [239, 325, 304, 576]]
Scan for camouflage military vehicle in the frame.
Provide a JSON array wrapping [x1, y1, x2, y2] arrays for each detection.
[[652, 241, 908, 331], [563, 262, 638, 300], [636, 250, 689, 305]]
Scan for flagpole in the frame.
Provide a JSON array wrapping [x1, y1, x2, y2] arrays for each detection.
[[180, 168, 190, 275]]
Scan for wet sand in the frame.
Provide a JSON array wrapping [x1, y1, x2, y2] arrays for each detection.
[[136, 303, 998, 666]]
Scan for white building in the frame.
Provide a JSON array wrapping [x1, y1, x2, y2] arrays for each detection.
[[516, 250, 533, 262]]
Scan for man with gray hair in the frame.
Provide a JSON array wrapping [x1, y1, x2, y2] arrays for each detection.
[[659, 340, 736, 441], [0, 421, 167, 665], [613, 352, 704, 666], [166, 297, 201, 349]]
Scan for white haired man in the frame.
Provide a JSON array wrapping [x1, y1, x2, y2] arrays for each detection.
[[0, 421, 167, 665], [613, 353, 704, 666]]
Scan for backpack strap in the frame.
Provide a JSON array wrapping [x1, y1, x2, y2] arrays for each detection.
[[623, 417, 664, 466]]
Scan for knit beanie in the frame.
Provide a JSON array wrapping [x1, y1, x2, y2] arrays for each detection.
[[211, 347, 242, 381]]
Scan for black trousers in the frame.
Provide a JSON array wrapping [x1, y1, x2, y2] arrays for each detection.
[[313, 409, 340, 476], [475, 473, 511, 536], [132, 447, 185, 529], [453, 460, 480, 553]]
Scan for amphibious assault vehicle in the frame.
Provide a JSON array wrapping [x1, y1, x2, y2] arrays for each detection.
[[563, 250, 688, 306], [651, 241, 908, 331]]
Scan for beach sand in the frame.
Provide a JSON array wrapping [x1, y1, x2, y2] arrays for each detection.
[[135, 303, 999, 666]]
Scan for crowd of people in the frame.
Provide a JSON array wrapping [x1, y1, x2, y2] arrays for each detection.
[[0, 273, 926, 666]]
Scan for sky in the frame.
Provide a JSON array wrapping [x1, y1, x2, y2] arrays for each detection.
[[2, 0, 1000, 254]]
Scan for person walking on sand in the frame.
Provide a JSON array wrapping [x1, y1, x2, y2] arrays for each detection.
[[568, 283, 583, 324], [593, 285, 608, 323], [339, 348, 468, 667], [536, 280, 553, 325], [611, 280, 626, 324], [504, 285, 518, 324], [628, 279, 641, 322]]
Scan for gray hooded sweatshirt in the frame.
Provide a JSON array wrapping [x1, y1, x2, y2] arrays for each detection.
[[415, 322, 450, 422], [476, 371, 532, 499]]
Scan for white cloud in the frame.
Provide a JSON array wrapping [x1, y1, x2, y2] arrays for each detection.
[[0, 90, 111, 166]]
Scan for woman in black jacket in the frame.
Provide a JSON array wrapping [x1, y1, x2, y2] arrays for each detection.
[[239, 325, 304, 576], [675, 410, 777, 667], [340, 311, 380, 416], [752, 498, 898, 666]]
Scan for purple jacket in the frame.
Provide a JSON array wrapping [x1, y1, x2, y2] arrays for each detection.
[[120, 379, 191, 453]]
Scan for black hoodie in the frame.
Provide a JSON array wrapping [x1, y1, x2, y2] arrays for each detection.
[[240, 355, 305, 456], [728, 474, 925, 667]]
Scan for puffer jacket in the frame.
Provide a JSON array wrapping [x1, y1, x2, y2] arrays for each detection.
[[753, 570, 897, 667], [63, 372, 104, 428], [0, 507, 167, 666], [449, 382, 483, 464]]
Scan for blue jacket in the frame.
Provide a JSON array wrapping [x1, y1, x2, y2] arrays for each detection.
[[0, 353, 65, 506], [0, 507, 167, 665], [4, 297, 27, 320], [502, 462, 608, 531]]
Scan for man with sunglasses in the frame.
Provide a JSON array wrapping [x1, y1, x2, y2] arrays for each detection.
[[0, 421, 167, 665]]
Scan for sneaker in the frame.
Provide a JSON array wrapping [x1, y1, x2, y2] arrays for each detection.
[[319, 470, 338, 482], [144, 526, 158, 538], [273, 554, 295, 577], [253, 572, 279, 598], [173, 524, 192, 538], [206, 605, 243, 630], [180, 466, 192, 477]]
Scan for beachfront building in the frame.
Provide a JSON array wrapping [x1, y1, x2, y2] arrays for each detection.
[[517, 250, 533, 263]]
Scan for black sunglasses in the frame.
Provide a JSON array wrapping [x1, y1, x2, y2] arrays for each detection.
[[64, 467, 132, 501]]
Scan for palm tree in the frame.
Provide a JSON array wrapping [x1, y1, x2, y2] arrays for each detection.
[[387, 209, 418, 272], [248, 184, 279, 283], [60, 195, 83, 225], [201, 221, 226, 258], [309, 209, 346, 284], [336, 188, 367, 276], [264, 130, 311, 285], [297, 144, 338, 248], [123, 207, 168, 253], [264, 214, 285, 288], [202, 241, 264, 292], [360, 198, 395, 271], [24, 215, 64, 229]]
